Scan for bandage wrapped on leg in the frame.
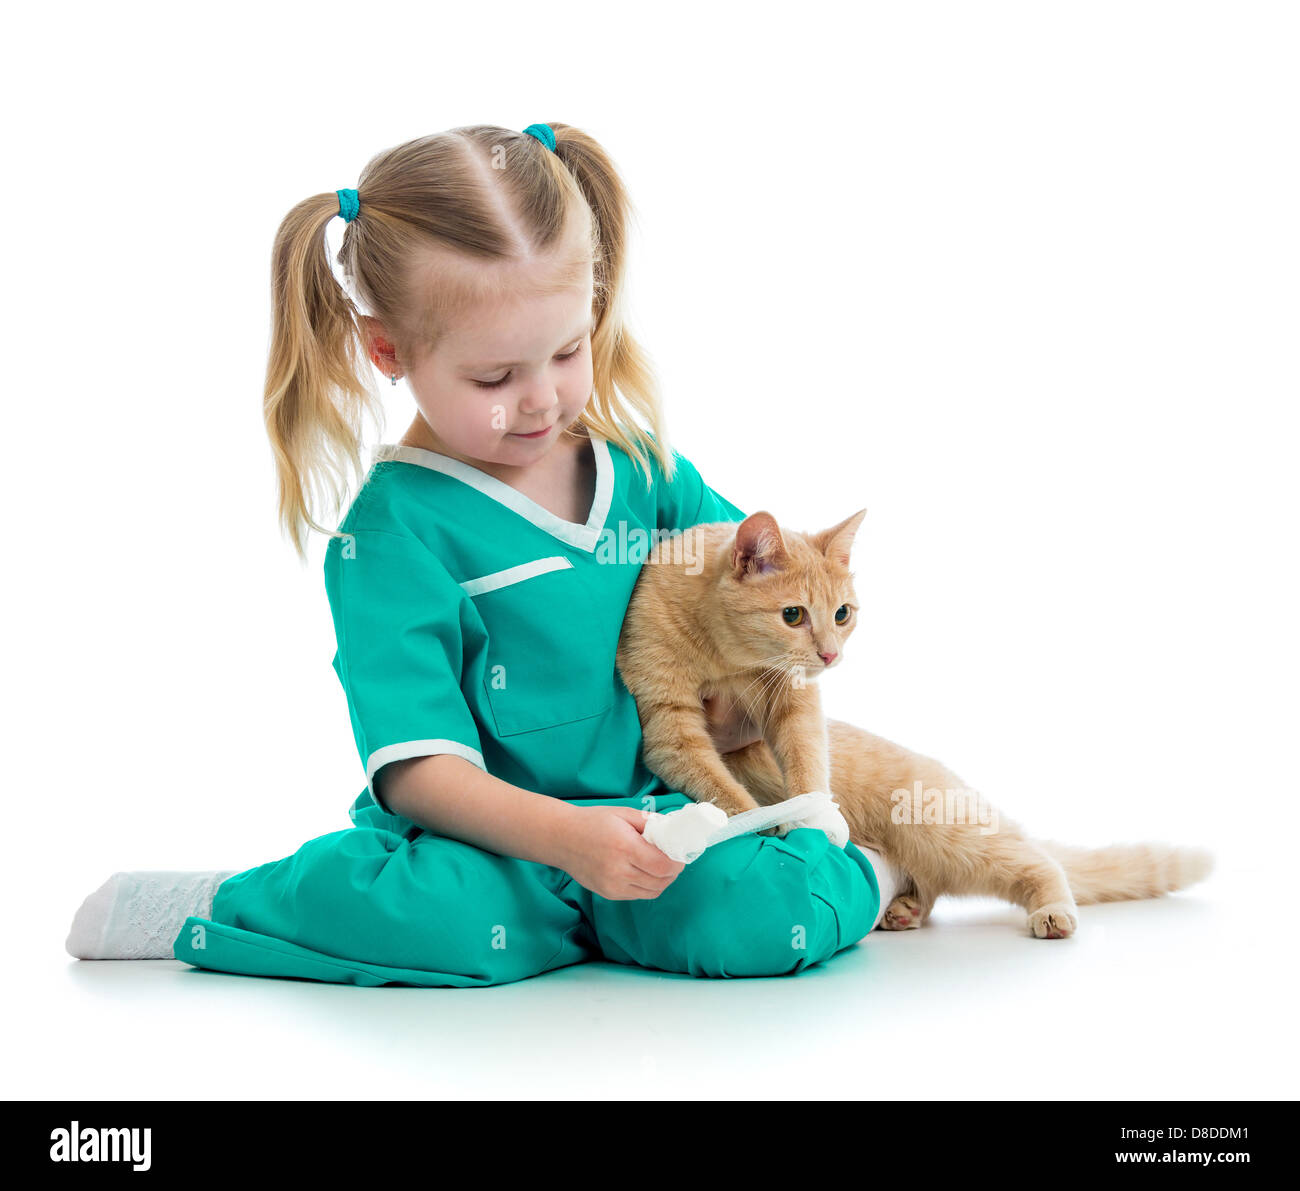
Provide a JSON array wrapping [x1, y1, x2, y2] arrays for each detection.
[[642, 791, 850, 864]]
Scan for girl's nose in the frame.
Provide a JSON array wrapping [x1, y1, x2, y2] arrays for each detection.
[[519, 386, 559, 414]]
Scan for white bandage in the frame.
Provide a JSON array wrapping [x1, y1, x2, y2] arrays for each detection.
[[641, 801, 728, 863], [784, 791, 851, 848], [642, 791, 850, 863]]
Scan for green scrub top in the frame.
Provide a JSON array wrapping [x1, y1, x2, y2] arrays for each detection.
[[323, 431, 747, 822]]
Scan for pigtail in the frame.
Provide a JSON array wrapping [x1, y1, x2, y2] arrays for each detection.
[[263, 194, 380, 560]]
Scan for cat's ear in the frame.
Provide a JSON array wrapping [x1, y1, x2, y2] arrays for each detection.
[[731, 512, 789, 578], [814, 508, 867, 568]]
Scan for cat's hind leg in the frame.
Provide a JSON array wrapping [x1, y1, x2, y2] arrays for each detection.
[[972, 838, 1080, 938], [1027, 901, 1078, 940], [878, 878, 936, 931], [880, 895, 924, 930]]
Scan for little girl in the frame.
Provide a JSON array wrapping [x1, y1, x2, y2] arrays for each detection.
[[66, 122, 899, 985]]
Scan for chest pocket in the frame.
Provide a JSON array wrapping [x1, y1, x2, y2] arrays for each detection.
[[463, 556, 616, 737]]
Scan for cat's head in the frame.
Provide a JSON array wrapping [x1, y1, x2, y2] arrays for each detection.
[[713, 508, 867, 678]]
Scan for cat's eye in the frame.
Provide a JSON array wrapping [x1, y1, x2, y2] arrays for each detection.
[[835, 605, 851, 625], [782, 607, 805, 626]]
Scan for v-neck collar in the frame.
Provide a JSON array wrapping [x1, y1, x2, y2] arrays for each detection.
[[372, 432, 615, 553]]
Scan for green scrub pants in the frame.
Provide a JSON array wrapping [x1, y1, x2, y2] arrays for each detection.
[[172, 791, 882, 986]]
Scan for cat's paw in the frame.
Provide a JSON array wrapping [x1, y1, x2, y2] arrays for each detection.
[[768, 818, 828, 839], [1028, 902, 1078, 939], [880, 894, 924, 930], [775, 799, 851, 847]]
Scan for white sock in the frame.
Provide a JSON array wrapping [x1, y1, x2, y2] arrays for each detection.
[[856, 845, 904, 931], [65, 870, 239, 960]]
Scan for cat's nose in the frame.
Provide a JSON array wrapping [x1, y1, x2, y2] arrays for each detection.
[[819, 651, 838, 665]]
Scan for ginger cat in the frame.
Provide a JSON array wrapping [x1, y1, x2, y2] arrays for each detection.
[[615, 509, 1213, 939]]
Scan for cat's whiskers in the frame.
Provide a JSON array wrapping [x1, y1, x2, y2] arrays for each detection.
[[732, 656, 799, 711], [733, 650, 798, 677], [729, 652, 790, 690], [760, 663, 796, 703], [720, 652, 791, 699]]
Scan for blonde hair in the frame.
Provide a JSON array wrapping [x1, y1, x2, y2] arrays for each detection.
[[264, 122, 676, 559]]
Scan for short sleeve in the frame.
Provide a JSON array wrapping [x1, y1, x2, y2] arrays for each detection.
[[325, 528, 485, 814], [654, 448, 748, 533]]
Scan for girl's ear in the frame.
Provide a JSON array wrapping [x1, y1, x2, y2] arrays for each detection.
[[732, 512, 789, 578], [359, 315, 399, 372], [814, 508, 867, 568]]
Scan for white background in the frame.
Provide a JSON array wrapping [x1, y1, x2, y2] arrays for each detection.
[[3, 0, 1296, 1101]]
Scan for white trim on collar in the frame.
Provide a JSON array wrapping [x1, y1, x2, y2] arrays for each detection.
[[372, 434, 614, 552]]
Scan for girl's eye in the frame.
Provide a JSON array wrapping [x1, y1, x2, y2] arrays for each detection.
[[782, 607, 805, 626], [835, 605, 851, 625], [472, 344, 584, 390]]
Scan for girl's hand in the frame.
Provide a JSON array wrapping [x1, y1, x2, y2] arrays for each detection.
[[555, 806, 685, 900], [703, 691, 764, 754]]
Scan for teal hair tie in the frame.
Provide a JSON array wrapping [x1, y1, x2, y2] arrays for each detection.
[[522, 123, 556, 152], [337, 188, 360, 222]]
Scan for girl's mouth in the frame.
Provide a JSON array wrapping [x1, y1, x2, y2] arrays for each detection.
[[511, 425, 554, 438]]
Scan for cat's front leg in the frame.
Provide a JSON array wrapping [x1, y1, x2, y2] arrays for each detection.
[[639, 699, 765, 817], [764, 684, 832, 800], [762, 684, 838, 837]]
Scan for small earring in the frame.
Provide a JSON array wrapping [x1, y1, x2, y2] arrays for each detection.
[[390, 373, 398, 386]]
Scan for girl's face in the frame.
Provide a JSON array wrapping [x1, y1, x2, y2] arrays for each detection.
[[366, 267, 596, 473]]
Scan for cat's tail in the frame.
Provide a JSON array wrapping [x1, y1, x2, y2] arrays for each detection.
[[1036, 840, 1214, 905]]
